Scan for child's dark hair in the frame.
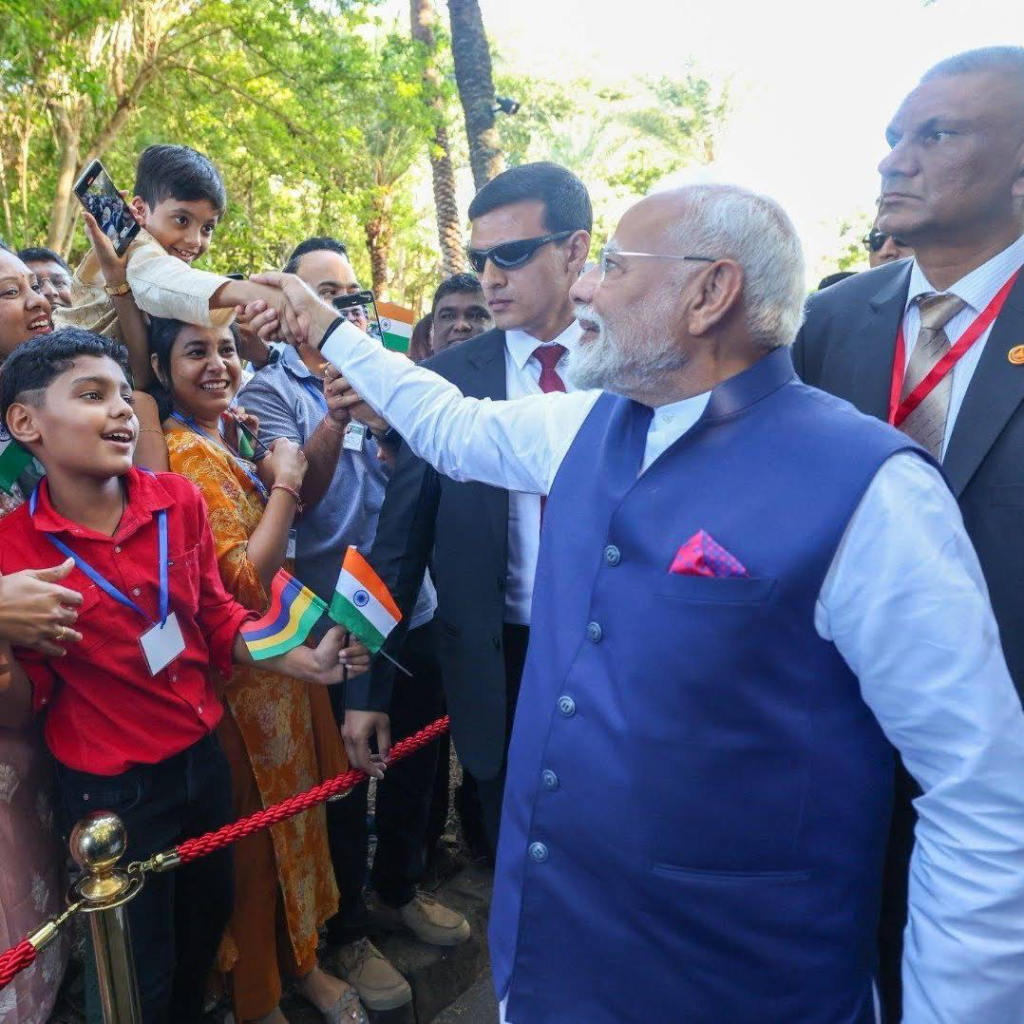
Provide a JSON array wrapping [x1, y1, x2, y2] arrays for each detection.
[[0, 328, 131, 422], [134, 144, 227, 214]]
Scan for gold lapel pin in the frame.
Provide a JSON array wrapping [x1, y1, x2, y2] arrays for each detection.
[[1009, 345, 1024, 365]]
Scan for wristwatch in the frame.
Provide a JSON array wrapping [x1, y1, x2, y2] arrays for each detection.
[[104, 281, 131, 297]]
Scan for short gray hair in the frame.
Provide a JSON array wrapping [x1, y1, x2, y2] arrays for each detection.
[[921, 46, 1024, 84], [664, 184, 806, 349]]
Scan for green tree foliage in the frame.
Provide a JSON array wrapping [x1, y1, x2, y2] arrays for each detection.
[[0, 1, 731, 307]]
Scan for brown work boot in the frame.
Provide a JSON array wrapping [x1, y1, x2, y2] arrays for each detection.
[[367, 891, 471, 947], [334, 937, 412, 1011]]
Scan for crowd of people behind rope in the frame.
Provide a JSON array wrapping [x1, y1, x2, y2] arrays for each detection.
[[0, 41, 1023, 1024]]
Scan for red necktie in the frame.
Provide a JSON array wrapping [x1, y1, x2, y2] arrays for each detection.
[[533, 344, 567, 394], [534, 344, 566, 525]]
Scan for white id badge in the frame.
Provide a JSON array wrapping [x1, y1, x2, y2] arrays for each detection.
[[343, 422, 367, 452], [286, 528, 297, 560], [139, 612, 186, 676]]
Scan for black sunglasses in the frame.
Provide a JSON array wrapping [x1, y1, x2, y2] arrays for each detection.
[[863, 228, 907, 253], [467, 231, 574, 273]]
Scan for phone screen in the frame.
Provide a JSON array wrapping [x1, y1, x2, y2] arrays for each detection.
[[74, 162, 139, 257], [332, 291, 380, 339]]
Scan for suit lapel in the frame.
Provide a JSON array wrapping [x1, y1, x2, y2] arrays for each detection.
[[847, 265, 911, 421], [943, 275, 1024, 496], [464, 331, 510, 555]]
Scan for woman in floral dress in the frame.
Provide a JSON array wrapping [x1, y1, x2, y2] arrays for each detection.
[[151, 316, 366, 1024]]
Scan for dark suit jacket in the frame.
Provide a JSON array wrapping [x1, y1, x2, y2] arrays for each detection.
[[793, 259, 1024, 698], [345, 328, 513, 779]]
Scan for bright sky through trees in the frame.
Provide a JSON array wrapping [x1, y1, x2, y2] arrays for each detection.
[[383, 0, 1024, 278]]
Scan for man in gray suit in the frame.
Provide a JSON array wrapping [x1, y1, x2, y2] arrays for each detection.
[[343, 163, 592, 858], [792, 45, 1024, 1020]]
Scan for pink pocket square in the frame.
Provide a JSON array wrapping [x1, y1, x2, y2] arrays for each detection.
[[670, 530, 749, 578]]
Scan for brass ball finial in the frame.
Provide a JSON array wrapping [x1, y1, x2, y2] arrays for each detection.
[[70, 811, 131, 902]]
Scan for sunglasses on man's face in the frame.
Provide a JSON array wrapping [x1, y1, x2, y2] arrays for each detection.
[[467, 231, 574, 274], [863, 229, 907, 253]]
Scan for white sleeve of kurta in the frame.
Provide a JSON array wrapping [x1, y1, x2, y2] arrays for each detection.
[[816, 452, 1024, 1023], [319, 319, 600, 494], [126, 238, 234, 328]]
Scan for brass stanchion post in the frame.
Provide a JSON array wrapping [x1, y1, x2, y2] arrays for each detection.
[[70, 811, 145, 1024]]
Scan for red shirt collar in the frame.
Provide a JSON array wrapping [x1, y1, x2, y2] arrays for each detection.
[[30, 467, 174, 537]]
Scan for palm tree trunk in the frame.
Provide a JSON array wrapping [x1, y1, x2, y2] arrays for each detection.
[[447, 0, 504, 190], [365, 188, 395, 295], [411, 0, 467, 275]]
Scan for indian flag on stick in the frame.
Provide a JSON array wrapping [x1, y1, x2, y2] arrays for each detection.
[[0, 436, 33, 495], [329, 546, 402, 653]]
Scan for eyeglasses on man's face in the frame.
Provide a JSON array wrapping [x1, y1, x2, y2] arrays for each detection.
[[597, 248, 717, 280], [467, 231, 574, 274]]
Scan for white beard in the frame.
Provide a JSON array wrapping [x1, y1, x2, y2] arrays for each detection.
[[566, 297, 688, 396]]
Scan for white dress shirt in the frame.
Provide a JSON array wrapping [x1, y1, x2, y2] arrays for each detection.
[[901, 232, 1024, 458], [321, 321, 1024, 1022], [503, 322, 582, 624]]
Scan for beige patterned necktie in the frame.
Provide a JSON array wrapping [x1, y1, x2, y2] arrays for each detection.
[[898, 292, 967, 458]]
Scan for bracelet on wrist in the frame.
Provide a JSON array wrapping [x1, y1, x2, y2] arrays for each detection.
[[104, 281, 131, 297], [271, 483, 304, 512], [322, 415, 348, 435]]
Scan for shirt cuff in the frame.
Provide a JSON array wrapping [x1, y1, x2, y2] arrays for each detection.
[[208, 602, 257, 679]]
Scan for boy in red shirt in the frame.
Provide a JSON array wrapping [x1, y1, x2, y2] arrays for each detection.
[[0, 328, 367, 1023]]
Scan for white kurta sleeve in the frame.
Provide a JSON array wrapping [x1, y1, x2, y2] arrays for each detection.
[[816, 452, 1024, 1022], [126, 238, 233, 327], [320, 319, 599, 495]]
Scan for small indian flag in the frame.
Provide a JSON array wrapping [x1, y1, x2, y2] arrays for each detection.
[[376, 301, 414, 353], [241, 569, 326, 660], [0, 436, 33, 495], [328, 546, 402, 653]]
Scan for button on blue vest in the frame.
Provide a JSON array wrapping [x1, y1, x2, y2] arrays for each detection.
[[489, 349, 931, 1023]]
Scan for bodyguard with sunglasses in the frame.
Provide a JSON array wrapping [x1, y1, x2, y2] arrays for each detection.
[[863, 219, 914, 268], [344, 163, 592, 857]]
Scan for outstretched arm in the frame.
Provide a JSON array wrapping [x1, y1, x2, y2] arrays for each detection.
[[247, 273, 599, 495]]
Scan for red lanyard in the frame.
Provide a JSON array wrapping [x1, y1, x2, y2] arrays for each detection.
[[889, 270, 1019, 427]]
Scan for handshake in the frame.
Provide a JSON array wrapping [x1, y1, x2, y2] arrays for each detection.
[[233, 271, 339, 351], [231, 272, 393, 442]]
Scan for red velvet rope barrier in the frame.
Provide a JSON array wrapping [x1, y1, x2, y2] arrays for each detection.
[[0, 715, 450, 991], [177, 714, 450, 863], [0, 940, 37, 989]]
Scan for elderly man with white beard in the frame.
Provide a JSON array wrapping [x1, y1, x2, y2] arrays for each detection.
[[245, 184, 1024, 1023]]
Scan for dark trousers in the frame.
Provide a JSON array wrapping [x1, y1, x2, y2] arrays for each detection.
[[878, 761, 920, 1023], [326, 620, 445, 941], [476, 623, 529, 859], [56, 734, 234, 1024]]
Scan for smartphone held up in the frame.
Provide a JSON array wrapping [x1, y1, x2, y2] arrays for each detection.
[[73, 160, 141, 257]]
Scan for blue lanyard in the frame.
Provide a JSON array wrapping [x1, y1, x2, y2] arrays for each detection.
[[170, 411, 270, 502], [301, 378, 328, 412], [29, 486, 168, 627]]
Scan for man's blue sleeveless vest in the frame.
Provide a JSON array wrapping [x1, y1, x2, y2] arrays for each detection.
[[489, 348, 929, 1023]]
